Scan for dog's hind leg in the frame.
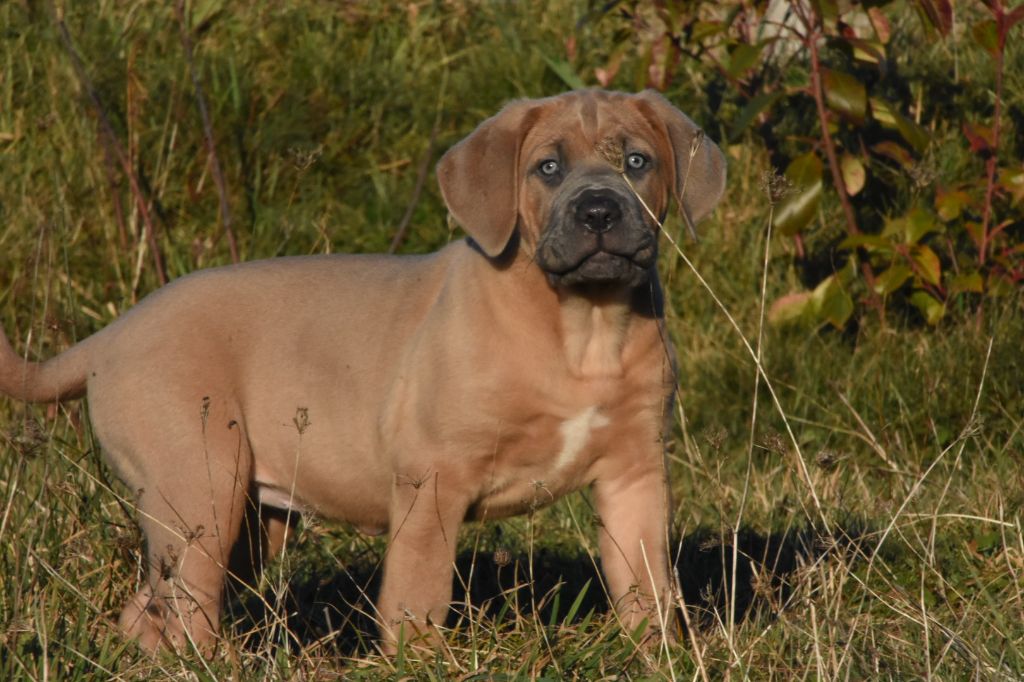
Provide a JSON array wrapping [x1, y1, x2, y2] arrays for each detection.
[[114, 405, 253, 655]]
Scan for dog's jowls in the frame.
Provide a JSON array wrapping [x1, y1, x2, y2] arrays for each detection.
[[0, 89, 725, 654]]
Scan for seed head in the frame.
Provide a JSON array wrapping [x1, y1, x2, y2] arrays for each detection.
[[595, 136, 624, 172], [760, 168, 793, 205], [493, 548, 511, 567]]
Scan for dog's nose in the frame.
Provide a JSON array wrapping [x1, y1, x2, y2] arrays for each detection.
[[575, 191, 622, 233]]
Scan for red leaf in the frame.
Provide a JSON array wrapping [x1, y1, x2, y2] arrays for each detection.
[[868, 7, 892, 43], [871, 141, 914, 168], [768, 292, 812, 326], [1007, 4, 1024, 28], [972, 19, 1000, 55], [916, 0, 953, 35], [962, 121, 995, 154]]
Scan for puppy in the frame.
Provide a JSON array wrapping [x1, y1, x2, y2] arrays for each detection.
[[0, 89, 725, 652]]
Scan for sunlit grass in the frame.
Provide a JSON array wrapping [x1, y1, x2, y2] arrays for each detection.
[[2, 2, 1023, 679]]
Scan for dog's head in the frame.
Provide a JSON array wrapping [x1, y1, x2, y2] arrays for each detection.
[[437, 89, 726, 289]]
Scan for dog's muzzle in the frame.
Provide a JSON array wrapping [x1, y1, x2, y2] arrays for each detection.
[[537, 187, 657, 288]]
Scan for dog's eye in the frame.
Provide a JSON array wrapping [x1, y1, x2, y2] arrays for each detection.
[[538, 159, 560, 176], [626, 153, 647, 171]]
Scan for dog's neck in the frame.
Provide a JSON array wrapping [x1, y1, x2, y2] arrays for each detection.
[[481, 243, 663, 380], [556, 284, 635, 379]]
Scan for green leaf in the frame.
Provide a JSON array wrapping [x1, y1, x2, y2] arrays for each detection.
[[840, 153, 866, 196], [874, 265, 912, 295], [768, 291, 812, 326], [999, 167, 1024, 205], [840, 234, 895, 253], [811, 275, 854, 329], [811, 0, 839, 29], [881, 216, 902, 239], [846, 37, 886, 65], [987, 272, 1014, 296], [882, 210, 938, 243], [965, 221, 985, 251], [823, 69, 867, 125], [540, 53, 587, 90], [868, 101, 897, 130], [910, 291, 945, 325], [692, 21, 727, 43], [563, 579, 592, 625], [900, 207, 942, 244], [935, 188, 972, 221], [728, 91, 783, 141], [910, 244, 941, 285], [548, 591, 561, 627], [727, 42, 765, 78], [895, 116, 930, 154], [774, 153, 823, 236], [949, 272, 984, 294], [871, 98, 929, 152]]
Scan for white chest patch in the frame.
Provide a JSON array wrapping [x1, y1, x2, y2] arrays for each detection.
[[554, 407, 610, 470]]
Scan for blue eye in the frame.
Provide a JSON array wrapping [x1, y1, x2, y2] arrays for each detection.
[[539, 159, 560, 176], [626, 153, 647, 170]]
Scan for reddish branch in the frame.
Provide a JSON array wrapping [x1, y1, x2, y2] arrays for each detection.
[[175, 0, 239, 264], [978, 6, 1007, 266], [801, 8, 878, 294], [388, 124, 439, 254], [56, 16, 168, 285]]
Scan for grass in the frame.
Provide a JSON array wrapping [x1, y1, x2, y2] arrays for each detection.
[[2, 1, 1024, 679]]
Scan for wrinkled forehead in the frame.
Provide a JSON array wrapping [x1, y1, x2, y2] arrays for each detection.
[[520, 92, 663, 160]]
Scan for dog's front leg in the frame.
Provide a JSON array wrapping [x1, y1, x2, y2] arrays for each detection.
[[376, 467, 468, 653], [593, 466, 673, 639]]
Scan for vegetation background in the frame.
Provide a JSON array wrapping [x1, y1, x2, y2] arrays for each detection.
[[1, 0, 1022, 678]]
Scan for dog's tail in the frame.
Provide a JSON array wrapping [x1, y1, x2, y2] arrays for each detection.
[[0, 326, 89, 403]]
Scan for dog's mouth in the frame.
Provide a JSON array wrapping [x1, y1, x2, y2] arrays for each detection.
[[542, 246, 655, 288]]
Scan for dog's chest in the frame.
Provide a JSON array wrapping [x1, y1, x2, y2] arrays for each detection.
[[469, 404, 615, 518]]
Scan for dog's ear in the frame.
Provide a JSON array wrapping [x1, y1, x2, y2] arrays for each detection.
[[436, 100, 539, 258], [636, 90, 726, 228]]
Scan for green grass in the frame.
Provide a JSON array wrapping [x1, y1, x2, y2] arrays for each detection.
[[2, 1, 1023, 679]]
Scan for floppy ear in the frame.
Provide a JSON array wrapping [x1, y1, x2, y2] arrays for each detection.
[[436, 100, 540, 258], [636, 90, 726, 228]]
